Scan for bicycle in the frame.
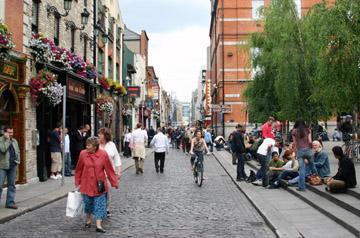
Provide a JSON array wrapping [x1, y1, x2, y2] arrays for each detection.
[[191, 152, 210, 187]]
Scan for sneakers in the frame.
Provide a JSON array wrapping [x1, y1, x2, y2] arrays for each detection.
[[56, 174, 62, 179], [50, 174, 57, 180], [252, 179, 263, 186]]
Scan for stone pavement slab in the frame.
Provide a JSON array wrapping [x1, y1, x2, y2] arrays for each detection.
[[213, 150, 356, 238]]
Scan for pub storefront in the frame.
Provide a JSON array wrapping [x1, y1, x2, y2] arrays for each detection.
[[35, 64, 95, 181], [0, 57, 29, 184]]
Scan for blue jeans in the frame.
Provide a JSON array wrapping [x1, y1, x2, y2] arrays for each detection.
[[64, 152, 72, 176], [297, 148, 317, 190], [255, 153, 269, 180], [236, 152, 247, 179], [0, 166, 17, 207]]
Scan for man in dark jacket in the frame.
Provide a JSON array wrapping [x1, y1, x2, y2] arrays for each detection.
[[232, 124, 247, 181], [326, 146, 357, 193], [72, 125, 86, 169]]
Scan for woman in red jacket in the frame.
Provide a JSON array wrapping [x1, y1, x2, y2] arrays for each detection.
[[75, 137, 118, 233]]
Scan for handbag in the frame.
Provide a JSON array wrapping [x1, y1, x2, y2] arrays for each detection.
[[90, 157, 106, 193], [308, 174, 322, 186], [66, 191, 84, 217]]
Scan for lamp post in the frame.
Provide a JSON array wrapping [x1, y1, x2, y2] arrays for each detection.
[[65, 8, 90, 31]]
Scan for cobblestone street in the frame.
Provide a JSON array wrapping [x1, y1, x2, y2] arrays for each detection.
[[0, 149, 274, 238]]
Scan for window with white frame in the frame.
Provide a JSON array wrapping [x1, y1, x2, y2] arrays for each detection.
[[252, 0, 264, 20], [250, 48, 262, 79]]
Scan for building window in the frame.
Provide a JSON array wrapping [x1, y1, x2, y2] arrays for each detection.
[[294, 0, 301, 18], [108, 56, 113, 78], [98, 48, 104, 75], [31, 0, 40, 33], [71, 28, 75, 53], [54, 15, 60, 46], [83, 37, 88, 61], [252, 0, 264, 20], [84, 0, 87, 7], [116, 63, 120, 82]]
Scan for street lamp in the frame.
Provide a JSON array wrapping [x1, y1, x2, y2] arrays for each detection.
[[81, 8, 90, 25], [65, 8, 90, 31], [47, 0, 73, 17]]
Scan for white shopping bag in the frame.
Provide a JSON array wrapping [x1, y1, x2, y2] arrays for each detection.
[[66, 191, 84, 218]]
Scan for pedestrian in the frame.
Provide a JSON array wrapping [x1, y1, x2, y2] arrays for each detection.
[[73, 125, 86, 168], [64, 128, 73, 177], [204, 128, 213, 153], [131, 123, 148, 174], [232, 124, 247, 181], [50, 122, 62, 180], [292, 119, 317, 191], [183, 128, 192, 154], [75, 137, 118, 233], [84, 124, 91, 141], [326, 146, 356, 193], [150, 127, 169, 173], [252, 137, 281, 186], [147, 126, 155, 148], [0, 126, 20, 209], [98, 127, 121, 217], [123, 128, 132, 158], [312, 140, 330, 179], [190, 130, 210, 169], [262, 116, 275, 139]]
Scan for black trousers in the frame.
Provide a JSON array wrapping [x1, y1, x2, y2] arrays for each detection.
[[154, 152, 166, 172]]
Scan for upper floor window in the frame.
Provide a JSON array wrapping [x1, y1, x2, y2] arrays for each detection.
[[70, 28, 75, 53], [108, 56, 113, 78], [98, 48, 104, 75], [252, 0, 264, 20], [54, 15, 60, 46], [84, 0, 87, 7], [31, 0, 40, 33], [83, 37, 88, 61]]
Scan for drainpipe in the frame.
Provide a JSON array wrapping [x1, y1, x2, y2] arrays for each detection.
[[221, 0, 225, 137]]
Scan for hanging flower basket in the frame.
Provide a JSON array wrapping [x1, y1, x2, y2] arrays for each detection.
[[98, 76, 127, 96], [96, 95, 114, 117], [86, 63, 97, 79], [29, 70, 63, 106], [0, 22, 15, 59], [29, 33, 52, 64]]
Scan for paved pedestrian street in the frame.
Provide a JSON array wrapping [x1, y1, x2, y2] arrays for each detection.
[[0, 149, 274, 238]]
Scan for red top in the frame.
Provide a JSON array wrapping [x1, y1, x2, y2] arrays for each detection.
[[262, 122, 275, 139], [75, 149, 118, 197]]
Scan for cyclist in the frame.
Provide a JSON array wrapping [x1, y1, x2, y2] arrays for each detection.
[[189, 130, 210, 169]]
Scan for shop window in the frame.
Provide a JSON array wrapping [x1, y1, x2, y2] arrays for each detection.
[[54, 15, 60, 46], [252, 0, 264, 20], [31, 0, 40, 33]]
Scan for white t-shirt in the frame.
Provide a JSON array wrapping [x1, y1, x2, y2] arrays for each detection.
[[64, 134, 70, 153], [257, 138, 275, 156], [124, 133, 132, 142], [150, 132, 169, 153], [100, 141, 122, 169], [131, 128, 148, 144]]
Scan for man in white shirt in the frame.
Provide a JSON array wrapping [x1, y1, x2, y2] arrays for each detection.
[[252, 138, 280, 186], [150, 128, 169, 173], [131, 123, 148, 174], [63, 128, 73, 177]]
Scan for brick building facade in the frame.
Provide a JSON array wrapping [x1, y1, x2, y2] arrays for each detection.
[[209, 0, 335, 137]]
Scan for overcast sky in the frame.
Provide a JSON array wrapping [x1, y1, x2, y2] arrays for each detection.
[[119, 0, 210, 102]]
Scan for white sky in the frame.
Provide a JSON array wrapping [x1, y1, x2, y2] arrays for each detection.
[[119, 0, 210, 102]]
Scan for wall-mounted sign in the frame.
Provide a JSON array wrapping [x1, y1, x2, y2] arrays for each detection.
[[0, 60, 19, 81], [127, 86, 141, 97], [68, 78, 86, 101]]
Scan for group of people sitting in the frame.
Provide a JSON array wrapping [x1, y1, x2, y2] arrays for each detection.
[[249, 137, 357, 194]]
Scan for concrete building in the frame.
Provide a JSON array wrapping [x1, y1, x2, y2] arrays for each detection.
[[209, 0, 335, 138], [182, 102, 191, 126]]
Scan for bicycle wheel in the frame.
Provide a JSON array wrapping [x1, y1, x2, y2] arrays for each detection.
[[193, 162, 198, 183], [196, 162, 203, 187]]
